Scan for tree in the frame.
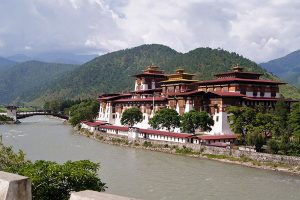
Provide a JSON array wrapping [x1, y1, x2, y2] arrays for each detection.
[[181, 110, 214, 133], [69, 100, 100, 126], [246, 127, 265, 152], [273, 99, 290, 138], [149, 108, 180, 131], [227, 106, 256, 144], [288, 102, 300, 143], [246, 112, 282, 152], [254, 113, 280, 138], [7, 160, 106, 200], [120, 107, 143, 127]]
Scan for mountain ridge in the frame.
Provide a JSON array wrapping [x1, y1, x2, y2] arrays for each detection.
[[0, 60, 78, 104], [260, 50, 300, 88], [30, 44, 300, 105], [0, 56, 16, 71]]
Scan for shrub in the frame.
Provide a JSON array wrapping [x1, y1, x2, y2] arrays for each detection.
[[267, 139, 280, 154], [7, 160, 106, 200], [0, 115, 14, 122], [175, 146, 193, 154], [143, 141, 152, 147]]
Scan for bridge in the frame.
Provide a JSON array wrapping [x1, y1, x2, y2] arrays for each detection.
[[5, 106, 69, 121], [17, 110, 69, 120]]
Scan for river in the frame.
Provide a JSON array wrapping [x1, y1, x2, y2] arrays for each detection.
[[0, 116, 300, 200]]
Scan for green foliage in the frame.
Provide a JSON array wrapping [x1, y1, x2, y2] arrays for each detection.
[[69, 100, 99, 126], [175, 146, 194, 154], [180, 110, 214, 133], [44, 99, 81, 114], [149, 108, 180, 131], [246, 128, 265, 152], [0, 107, 7, 113], [143, 141, 153, 147], [273, 99, 290, 138], [254, 113, 281, 137], [111, 138, 127, 144], [0, 115, 14, 122], [0, 139, 28, 170], [1, 140, 106, 200], [288, 102, 300, 143], [228, 106, 281, 151], [17, 107, 35, 112], [120, 107, 143, 127], [267, 139, 280, 154], [8, 160, 106, 200], [227, 106, 256, 144]]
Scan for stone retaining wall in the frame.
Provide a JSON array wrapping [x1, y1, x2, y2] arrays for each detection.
[[232, 150, 300, 166], [90, 129, 300, 166]]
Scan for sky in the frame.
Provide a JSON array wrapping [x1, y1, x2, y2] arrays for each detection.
[[0, 0, 300, 62]]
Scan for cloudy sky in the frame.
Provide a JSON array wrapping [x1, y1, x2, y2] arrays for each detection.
[[0, 0, 299, 62]]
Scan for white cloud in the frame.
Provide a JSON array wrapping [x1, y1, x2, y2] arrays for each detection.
[[0, 0, 299, 62]]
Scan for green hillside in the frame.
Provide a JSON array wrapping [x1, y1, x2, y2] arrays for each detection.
[[0, 56, 15, 70], [0, 61, 78, 104], [260, 50, 300, 88], [31, 44, 300, 104]]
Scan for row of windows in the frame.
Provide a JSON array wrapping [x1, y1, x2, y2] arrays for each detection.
[[148, 134, 184, 142]]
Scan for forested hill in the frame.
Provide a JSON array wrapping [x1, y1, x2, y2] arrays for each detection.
[[0, 56, 15, 70], [0, 61, 78, 104], [31, 44, 300, 105], [260, 50, 300, 88]]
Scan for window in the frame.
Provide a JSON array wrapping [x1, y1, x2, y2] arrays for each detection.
[[240, 87, 246, 95], [271, 91, 276, 97], [216, 116, 219, 122], [260, 91, 265, 97], [253, 90, 257, 96]]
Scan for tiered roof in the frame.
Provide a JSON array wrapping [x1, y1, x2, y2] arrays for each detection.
[[133, 64, 166, 77], [214, 66, 263, 79], [98, 93, 132, 101], [198, 66, 285, 86], [161, 68, 198, 84], [114, 97, 167, 103]]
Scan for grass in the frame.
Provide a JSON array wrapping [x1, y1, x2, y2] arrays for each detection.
[[203, 154, 251, 162], [143, 141, 153, 147], [111, 138, 127, 144], [17, 107, 35, 112], [0, 107, 6, 113], [175, 146, 194, 155]]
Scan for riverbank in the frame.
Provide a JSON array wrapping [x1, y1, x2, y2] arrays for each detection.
[[77, 127, 300, 176], [0, 120, 20, 125]]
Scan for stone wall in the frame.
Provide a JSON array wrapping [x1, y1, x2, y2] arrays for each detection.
[[0, 171, 32, 200], [232, 150, 300, 166], [91, 129, 300, 166]]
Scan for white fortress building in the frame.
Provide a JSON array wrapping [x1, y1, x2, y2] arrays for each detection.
[[97, 65, 293, 135]]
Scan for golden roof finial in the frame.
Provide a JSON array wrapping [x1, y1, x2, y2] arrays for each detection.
[[232, 64, 243, 72], [176, 68, 184, 74]]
